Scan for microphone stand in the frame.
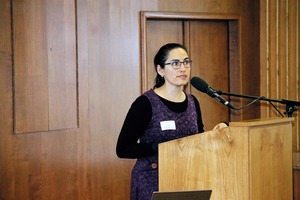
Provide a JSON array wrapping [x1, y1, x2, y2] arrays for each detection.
[[216, 90, 300, 117]]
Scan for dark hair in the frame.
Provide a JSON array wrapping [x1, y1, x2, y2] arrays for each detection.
[[153, 43, 188, 88]]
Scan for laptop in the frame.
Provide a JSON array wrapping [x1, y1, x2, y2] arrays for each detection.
[[151, 190, 212, 200]]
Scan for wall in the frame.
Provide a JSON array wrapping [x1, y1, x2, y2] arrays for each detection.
[[0, 0, 261, 199], [260, 0, 300, 151], [87, 1, 260, 199]]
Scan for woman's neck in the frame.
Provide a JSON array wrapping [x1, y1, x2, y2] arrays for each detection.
[[154, 85, 185, 102]]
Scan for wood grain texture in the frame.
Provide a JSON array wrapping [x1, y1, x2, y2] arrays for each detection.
[[294, 169, 300, 200], [1, 0, 89, 199], [13, 0, 49, 133], [12, 0, 78, 133], [260, 0, 300, 151], [189, 20, 230, 130], [0, 0, 269, 199], [159, 118, 293, 200]]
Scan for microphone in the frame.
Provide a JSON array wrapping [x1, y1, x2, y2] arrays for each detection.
[[190, 76, 235, 109]]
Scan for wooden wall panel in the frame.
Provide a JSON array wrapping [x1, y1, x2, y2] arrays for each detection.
[[13, 0, 49, 133], [0, 0, 261, 199], [294, 169, 300, 199], [12, 0, 78, 134], [144, 19, 184, 91], [260, 0, 300, 151], [47, 0, 78, 130], [86, 0, 142, 199], [0, 0, 14, 199], [1, 0, 90, 200], [189, 20, 230, 130]]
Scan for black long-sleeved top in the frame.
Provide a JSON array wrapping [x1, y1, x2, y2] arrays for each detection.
[[116, 94, 204, 159]]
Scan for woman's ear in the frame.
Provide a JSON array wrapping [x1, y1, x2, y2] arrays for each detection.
[[157, 65, 165, 77]]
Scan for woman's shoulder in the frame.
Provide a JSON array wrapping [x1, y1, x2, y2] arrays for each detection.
[[131, 94, 151, 110], [134, 94, 150, 104], [185, 93, 199, 103]]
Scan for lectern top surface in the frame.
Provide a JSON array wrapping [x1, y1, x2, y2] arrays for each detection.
[[151, 190, 212, 200]]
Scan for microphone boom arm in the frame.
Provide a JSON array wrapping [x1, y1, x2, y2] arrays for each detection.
[[216, 90, 300, 117]]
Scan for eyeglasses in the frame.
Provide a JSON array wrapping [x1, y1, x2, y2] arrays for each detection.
[[165, 60, 192, 69]]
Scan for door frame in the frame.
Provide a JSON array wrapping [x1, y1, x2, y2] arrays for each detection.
[[140, 11, 241, 122]]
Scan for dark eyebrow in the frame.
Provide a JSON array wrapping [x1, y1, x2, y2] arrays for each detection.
[[170, 58, 190, 62], [169, 59, 180, 62]]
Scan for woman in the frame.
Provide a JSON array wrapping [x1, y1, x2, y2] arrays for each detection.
[[116, 43, 205, 200]]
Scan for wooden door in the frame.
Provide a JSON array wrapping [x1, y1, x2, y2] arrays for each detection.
[[189, 20, 230, 130], [142, 16, 230, 130]]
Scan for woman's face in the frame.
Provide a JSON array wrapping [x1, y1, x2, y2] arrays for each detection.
[[157, 48, 191, 88]]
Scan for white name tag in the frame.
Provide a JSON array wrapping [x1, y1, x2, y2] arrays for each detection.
[[160, 120, 176, 131]]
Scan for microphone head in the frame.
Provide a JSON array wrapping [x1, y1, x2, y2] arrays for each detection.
[[190, 77, 208, 93]]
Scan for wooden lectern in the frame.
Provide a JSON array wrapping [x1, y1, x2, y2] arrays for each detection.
[[158, 118, 293, 200]]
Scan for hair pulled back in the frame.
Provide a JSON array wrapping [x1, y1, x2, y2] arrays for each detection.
[[153, 43, 188, 88]]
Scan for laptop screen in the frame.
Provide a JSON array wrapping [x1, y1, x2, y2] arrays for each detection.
[[152, 190, 212, 200]]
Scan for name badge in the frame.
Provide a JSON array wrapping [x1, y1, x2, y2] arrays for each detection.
[[160, 120, 176, 131]]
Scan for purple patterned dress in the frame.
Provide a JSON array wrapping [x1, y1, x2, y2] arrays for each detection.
[[130, 89, 199, 200]]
